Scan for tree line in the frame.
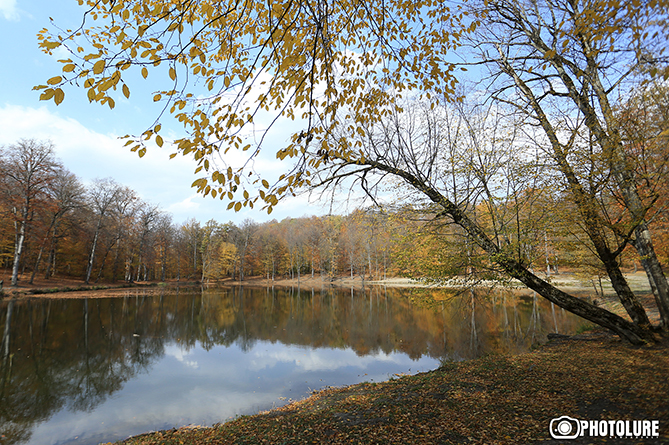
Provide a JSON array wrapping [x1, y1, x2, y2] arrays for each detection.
[[2, 136, 667, 290]]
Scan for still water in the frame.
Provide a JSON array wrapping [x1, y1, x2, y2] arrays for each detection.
[[0, 285, 588, 445]]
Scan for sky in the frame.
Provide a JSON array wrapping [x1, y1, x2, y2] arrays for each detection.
[[0, 0, 330, 226]]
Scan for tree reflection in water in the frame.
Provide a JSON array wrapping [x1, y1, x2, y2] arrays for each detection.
[[0, 285, 588, 444]]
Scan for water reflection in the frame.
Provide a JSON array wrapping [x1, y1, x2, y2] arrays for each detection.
[[0, 285, 587, 445]]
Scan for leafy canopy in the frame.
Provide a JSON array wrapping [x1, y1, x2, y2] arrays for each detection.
[[35, 0, 667, 215], [35, 0, 476, 213]]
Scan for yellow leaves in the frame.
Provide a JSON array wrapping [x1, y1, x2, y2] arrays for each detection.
[[40, 40, 61, 50], [36, 0, 467, 217], [104, 97, 116, 109], [191, 177, 207, 190], [189, 46, 205, 63], [97, 71, 121, 92], [39, 89, 55, 101], [38, 86, 65, 105], [54, 88, 64, 105], [47, 76, 62, 85], [93, 59, 106, 74], [267, 194, 279, 206]]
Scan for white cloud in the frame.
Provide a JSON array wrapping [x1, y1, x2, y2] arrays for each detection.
[[165, 345, 199, 369], [166, 194, 202, 214], [0, 0, 19, 21], [250, 346, 405, 372], [0, 104, 329, 225], [0, 104, 199, 217]]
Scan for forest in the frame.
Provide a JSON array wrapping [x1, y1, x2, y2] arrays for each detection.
[[2, 127, 667, 291]]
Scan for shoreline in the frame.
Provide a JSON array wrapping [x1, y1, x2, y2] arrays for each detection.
[[1, 272, 660, 325], [113, 328, 669, 444], [0, 270, 655, 300]]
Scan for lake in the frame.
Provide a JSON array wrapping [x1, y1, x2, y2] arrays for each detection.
[[0, 284, 588, 445]]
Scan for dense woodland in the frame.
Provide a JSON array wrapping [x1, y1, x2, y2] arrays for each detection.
[[1, 133, 667, 288]]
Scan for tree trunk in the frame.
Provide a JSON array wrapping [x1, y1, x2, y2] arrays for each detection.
[[85, 218, 103, 284], [632, 222, 669, 327], [11, 212, 27, 287], [2, 299, 13, 364], [112, 239, 121, 282], [30, 241, 46, 285], [43, 219, 61, 279], [500, 257, 653, 345]]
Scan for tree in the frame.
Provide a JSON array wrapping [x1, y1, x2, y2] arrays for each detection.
[[0, 139, 61, 286], [37, 0, 669, 343], [30, 169, 85, 283], [131, 202, 161, 281], [153, 213, 174, 282], [230, 219, 257, 281], [199, 219, 222, 282], [253, 221, 285, 281], [85, 178, 123, 284], [461, 0, 669, 332], [106, 186, 138, 281], [617, 80, 669, 292], [180, 218, 203, 279]]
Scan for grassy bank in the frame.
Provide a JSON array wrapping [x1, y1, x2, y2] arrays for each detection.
[[111, 329, 668, 445]]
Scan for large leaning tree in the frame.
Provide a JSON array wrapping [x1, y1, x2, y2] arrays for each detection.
[[36, 0, 668, 344]]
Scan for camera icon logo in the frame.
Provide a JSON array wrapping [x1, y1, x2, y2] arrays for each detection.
[[550, 416, 581, 439]]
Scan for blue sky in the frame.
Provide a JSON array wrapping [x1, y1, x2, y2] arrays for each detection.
[[0, 0, 325, 225]]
